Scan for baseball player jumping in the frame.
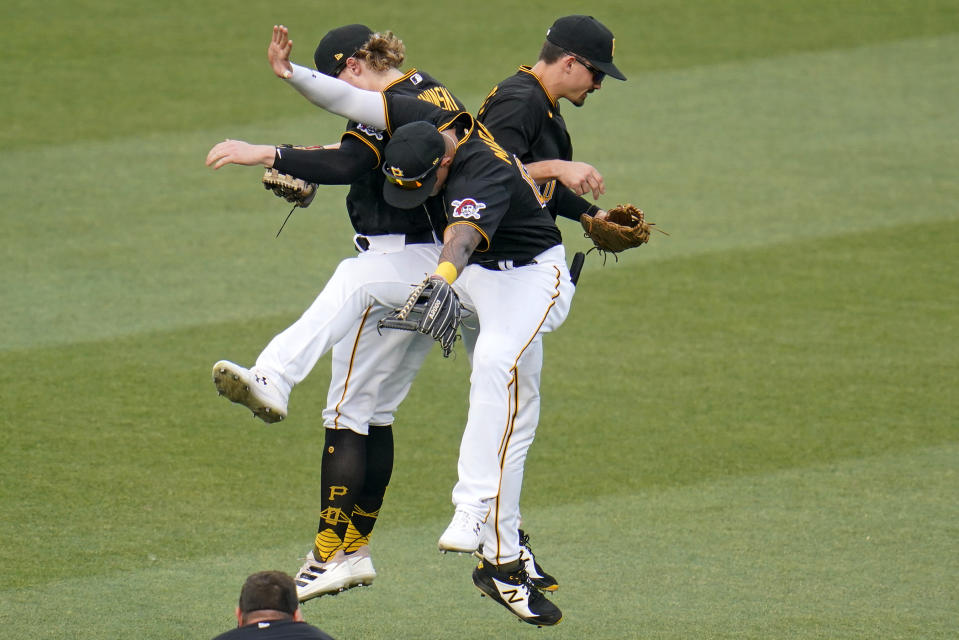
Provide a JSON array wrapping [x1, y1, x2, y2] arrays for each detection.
[[475, 14, 628, 589], [272, 28, 578, 625], [206, 25, 463, 602]]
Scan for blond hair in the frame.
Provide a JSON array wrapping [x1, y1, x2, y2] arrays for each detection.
[[355, 31, 406, 72]]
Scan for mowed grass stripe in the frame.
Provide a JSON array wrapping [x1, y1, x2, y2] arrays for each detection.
[[4, 34, 957, 350], [4, 1, 957, 150], [531, 213, 957, 494], [2, 443, 953, 639], [3, 216, 953, 587], [569, 33, 959, 258]]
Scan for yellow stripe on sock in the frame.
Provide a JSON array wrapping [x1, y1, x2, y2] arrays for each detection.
[[342, 522, 369, 554], [314, 529, 343, 562], [352, 505, 379, 519]]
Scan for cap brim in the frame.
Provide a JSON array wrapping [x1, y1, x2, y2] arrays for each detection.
[[592, 59, 626, 81], [382, 170, 438, 209]]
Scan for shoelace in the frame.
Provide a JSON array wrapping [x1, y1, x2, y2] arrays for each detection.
[[519, 532, 543, 570], [507, 568, 536, 598], [519, 531, 533, 551]]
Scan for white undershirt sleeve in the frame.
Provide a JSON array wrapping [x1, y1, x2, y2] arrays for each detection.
[[284, 63, 388, 130]]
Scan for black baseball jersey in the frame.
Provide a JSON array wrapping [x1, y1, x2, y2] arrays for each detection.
[[478, 66, 571, 166], [383, 94, 562, 263], [211, 619, 335, 640], [340, 69, 463, 236], [477, 66, 597, 221], [272, 69, 462, 237]]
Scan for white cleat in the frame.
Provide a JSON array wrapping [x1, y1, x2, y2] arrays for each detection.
[[438, 508, 485, 554], [294, 550, 352, 602], [212, 360, 288, 423], [346, 545, 376, 587]]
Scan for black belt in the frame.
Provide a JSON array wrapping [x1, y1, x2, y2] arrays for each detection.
[[354, 230, 436, 251], [474, 258, 538, 271]]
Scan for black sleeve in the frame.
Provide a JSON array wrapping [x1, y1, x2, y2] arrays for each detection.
[[271, 135, 379, 185], [550, 183, 602, 221], [384, 93, 450, 132]]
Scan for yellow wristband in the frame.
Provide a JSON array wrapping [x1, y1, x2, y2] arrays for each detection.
[[433, 261, 458, 284]]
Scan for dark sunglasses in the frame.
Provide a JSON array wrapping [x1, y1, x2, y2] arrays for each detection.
[[332, 50, 362, 78], [568, 53, 606, 83], [382, 162, 438, 190]]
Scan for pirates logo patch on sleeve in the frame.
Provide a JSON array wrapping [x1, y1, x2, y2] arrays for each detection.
[[451, 198, 486, 220]]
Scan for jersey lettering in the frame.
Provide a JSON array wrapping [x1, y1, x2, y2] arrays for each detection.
[[355, 122, 384, 140], [476, 122, 511, 165], [418, 86, 460, 112], [516, 159, 548, 208], [451, 198, 487, 220], [477, 85, 499, 118], [540, 179, 557, 203]]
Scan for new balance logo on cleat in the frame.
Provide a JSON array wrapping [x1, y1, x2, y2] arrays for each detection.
[[472, 559, 562, 626], [502, 587, 525, 604]]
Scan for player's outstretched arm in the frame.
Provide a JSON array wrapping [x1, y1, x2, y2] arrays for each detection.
[[282, 63, 387, 130], [206, 140, 276, 170], [270, 25, 387, 129]]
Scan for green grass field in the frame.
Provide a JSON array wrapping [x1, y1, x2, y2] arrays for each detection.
[[2, 2, 957, 638]]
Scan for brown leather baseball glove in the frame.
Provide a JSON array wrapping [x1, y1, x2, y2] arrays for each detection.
[[262, 144, 321, 208], [580, 204, 654, 253]]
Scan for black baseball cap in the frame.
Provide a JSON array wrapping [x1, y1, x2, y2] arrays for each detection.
[[314, 24, 373, 77], [381, 121, 446, 209], [546, 15, 626, 81]]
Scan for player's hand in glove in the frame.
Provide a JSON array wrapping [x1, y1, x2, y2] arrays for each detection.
[[263, 170, 317, 208], [378, 276, 462, 357], [580, 203, 657, 253], [262, 144, 321, 208]]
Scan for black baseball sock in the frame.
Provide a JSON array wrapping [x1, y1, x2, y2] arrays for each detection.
[[344, 424, 394, 552], [314, 428, 366, 561]]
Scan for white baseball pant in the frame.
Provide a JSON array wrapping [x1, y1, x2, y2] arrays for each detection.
[[451, 244, 574, 564], [255, 235, 442, 434]]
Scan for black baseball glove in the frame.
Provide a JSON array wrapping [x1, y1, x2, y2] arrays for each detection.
[[378, 276, 461, 357]]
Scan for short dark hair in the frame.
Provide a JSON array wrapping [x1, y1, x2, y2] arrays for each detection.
[[538, 40, 566, 64], [238, 571, 299, 617]]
